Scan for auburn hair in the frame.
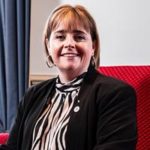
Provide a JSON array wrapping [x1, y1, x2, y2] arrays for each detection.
[[43, 4, 100, 68]]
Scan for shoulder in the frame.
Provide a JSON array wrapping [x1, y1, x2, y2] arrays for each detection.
[[93, 70, 136, 105], [86, 69, 136, 103], [84, 67, 136, 97], [29, 77, 56, 91], [21, 77, 56, 106], [27, 77, 56, 94], [94, 69, 135, 92]]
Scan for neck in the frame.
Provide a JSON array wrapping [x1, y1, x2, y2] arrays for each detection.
[[58, 69, 87, 83]]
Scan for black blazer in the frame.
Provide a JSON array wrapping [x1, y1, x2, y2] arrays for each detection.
[[0, 66, 137, 150]]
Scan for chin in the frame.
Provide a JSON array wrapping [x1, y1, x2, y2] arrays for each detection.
[[60, 65, 79, 72]]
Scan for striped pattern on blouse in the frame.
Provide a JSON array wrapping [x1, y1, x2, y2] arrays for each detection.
[[31, 74, 85, 150]]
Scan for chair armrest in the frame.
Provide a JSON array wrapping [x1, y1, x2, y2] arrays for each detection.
[[0, 133, 9, 144]]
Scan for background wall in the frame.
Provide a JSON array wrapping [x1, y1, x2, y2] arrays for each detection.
[[30, 0, 150, 76]]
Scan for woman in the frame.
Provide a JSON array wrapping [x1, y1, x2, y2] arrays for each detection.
[[0, 4, 137, 150]]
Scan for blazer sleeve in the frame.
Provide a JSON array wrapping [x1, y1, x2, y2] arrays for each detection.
[[0, 101, 24, 150], [93, 84, 137, 150], [0, 87, 34, 150]]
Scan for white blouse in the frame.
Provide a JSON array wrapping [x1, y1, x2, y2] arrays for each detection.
[[31, 74, 85, 150]]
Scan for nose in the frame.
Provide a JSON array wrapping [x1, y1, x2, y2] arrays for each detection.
[[64, 35, 75, 48]]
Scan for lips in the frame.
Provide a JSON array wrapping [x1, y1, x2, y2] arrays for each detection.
[[60, 53, 80, 57]]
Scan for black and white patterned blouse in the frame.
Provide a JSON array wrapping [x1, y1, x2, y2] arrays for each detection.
[[31, 73, 85, 150]]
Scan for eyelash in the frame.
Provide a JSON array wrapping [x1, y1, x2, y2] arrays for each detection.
[[55, 35, 85, 41], [74, 35, 85, 41], [55, 35, 65, 40]]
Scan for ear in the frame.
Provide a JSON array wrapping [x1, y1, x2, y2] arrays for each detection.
[[46, 38, 50, 50], [92, 42, 96, 56], [92, 41, 96, 50]]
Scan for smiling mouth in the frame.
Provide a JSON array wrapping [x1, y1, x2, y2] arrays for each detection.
[[60, 53, 80, 57]]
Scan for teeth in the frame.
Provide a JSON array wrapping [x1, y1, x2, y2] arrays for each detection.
[[61, 53, 79, 56]]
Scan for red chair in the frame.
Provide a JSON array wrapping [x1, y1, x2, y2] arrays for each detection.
[[0, 66, 149, 149], [0, 132, 9, 144], [98, 66, 150, 150]]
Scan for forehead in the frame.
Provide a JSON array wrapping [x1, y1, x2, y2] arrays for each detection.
[[52, 21, 89, 34], [51, 11, 90, 33]]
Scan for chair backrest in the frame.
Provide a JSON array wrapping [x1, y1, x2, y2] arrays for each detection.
[[0, 66, 149, 148], [98, 66, 150, 150], [0, 133, 9, 144]]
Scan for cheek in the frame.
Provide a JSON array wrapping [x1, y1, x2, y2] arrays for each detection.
[[49, 43, 60, 56], [50, 49, 58, 61], [87, 44, 95, 57], [82, 45, 94, 57]]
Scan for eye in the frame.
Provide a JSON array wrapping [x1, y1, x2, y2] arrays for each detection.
[[55, 35, 65, 41], [74, 35, 86, 42]]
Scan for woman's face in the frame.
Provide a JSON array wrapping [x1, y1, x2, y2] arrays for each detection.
[[47, 23, 95, 75]]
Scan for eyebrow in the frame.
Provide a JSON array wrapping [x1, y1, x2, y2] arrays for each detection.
[[54, 29, 86, 35]]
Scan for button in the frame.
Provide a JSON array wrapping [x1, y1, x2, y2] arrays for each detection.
[[74, 106, 80, 112]]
